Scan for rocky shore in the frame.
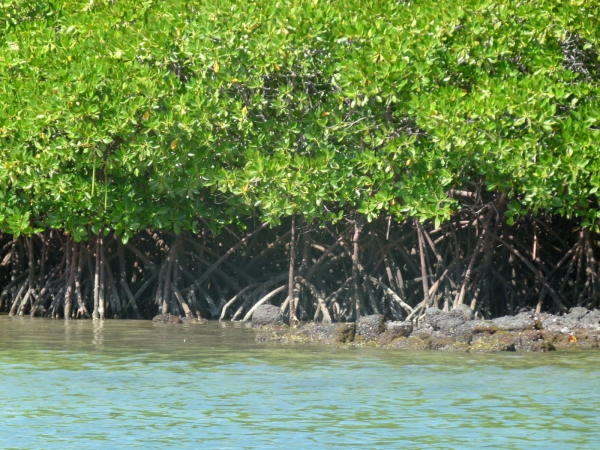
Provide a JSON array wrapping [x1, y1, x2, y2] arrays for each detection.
[[253, 305, 600, 353]]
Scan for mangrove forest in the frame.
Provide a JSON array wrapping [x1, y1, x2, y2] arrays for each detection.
[[1, 0, 599, 325]]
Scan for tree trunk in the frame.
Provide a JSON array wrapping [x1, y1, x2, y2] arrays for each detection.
[[288, 213, 297, 325], [416, 221, 430, 307], [351, 218, 363, 320], [93, 234, 101, 319], [98, 232, 105, 320], [64, 239, 77, 320]]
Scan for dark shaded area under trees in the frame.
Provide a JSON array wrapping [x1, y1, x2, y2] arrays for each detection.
[[1, 198, 598, 322]]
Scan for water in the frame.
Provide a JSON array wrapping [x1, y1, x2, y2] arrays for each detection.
[[0, 317, 598, 449]]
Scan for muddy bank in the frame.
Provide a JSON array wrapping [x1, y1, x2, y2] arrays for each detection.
[[254, 306, 600, 353]]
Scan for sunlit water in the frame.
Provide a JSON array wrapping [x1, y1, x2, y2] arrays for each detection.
[[0, 317, 599, 449]]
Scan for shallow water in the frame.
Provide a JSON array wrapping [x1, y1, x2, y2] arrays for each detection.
[[0, 317, 598, 449]]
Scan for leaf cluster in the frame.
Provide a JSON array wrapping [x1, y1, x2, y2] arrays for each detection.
[[1, 0, 599, 237]]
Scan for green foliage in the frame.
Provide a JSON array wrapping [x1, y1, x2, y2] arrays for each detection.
[[1, 0, 599, 236]]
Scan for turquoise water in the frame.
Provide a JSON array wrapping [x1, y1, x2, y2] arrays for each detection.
[[0, 317, 598, 449]]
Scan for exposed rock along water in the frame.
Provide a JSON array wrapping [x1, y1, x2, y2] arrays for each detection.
[[251, 304, 284, 326], [255, 306, 600, 353], [152, 313, 207, 324]]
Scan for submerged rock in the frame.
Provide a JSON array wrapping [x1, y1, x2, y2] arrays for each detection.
[[291, 323, 337, 343], [181, 316, 208, 324], [356, 314, 386, 340], [256, 322, 355, 345], [252, 304, 284, 326], [152, 314, 182, 324], [255, 323, 289, 342]]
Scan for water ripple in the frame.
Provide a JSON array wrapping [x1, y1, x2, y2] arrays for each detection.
[[0, 317, 599, 449]]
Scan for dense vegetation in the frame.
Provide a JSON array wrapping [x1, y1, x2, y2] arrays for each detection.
[[0, 0, 599, 322]]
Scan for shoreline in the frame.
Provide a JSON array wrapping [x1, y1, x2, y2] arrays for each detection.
[[5, 305, 600, 355], [253, 306, 600, 354]]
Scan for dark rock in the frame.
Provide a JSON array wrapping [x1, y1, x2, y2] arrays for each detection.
[[252, 304, 284, 326], [424, 307, 444, 323], [291, 323, 333, 343], [385, 321, 413, 337], [453, 304, 475, 321], [424, 307, 473, 333], [445, 323, 476, 343], [424, 307, 460, 331], [335, 323, 356, 344], [356, 314, 386, 340], [492, 312, 541, 331], [152, 314, 182, 324], [181, 316, 208, 324], [252, 310, 599, 353]]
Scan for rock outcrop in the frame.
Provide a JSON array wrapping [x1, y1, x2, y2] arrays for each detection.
[[356, 314, 386, 340], [255, 306, 600, 353], [422, 306, 475, 333], [252, 304, 284, 326], [385, 321, 413, 337]]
